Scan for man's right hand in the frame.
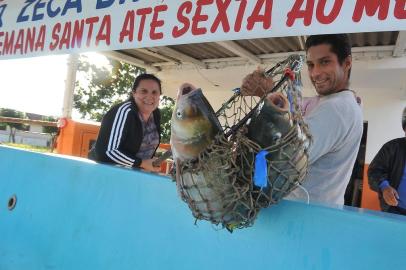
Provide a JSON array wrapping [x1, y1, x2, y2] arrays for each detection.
[[241, 68, 274, 97], [382, 185, 399, 206]]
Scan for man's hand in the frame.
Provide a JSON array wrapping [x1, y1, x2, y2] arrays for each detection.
[[241, 68, 274, 97], [140, 158, 161, 173], [382, 185, 399, 206]]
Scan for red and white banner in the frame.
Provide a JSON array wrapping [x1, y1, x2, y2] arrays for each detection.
[[0, 0, 405, 59]]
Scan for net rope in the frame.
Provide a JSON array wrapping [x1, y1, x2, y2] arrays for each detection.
[[174, 55, 311, 231]]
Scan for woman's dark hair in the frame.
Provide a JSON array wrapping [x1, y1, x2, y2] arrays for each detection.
[[402, 107, 406, 131], [131, 73, 162, 94], [305, 34, 352, 79]]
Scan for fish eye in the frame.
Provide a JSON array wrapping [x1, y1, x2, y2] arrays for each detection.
[[176, 110, 183, 119], [272, 132, 282, 142]]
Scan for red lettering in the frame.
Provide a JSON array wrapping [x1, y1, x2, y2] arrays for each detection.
[[120, 10, 135, 43], [59, 22, 72, 49], [85, 17, 99, 47], [0, 32, 3, 55], [192, 0, 213, 35], [234, 0, 247, 32], [50, 23, 61, 51], [3, 31, 15, 55], [316, 0, 343, 24], [150, 5, 167, 40], [286, 0, 314, 27], [210, 0, 231, 33], [25, 27, 36, 53], [71, 19, 84, 48], [247, 0, 273, 30], [14, 29, 24, 55], [172, 1, 192, 38], [36, 25, 45, 51], [136, 7, 153, 42], [96, 15, 111, 46], [395, 0, 406, 19], [352, 0, 390, 22]]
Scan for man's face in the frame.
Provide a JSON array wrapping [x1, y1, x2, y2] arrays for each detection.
[[306, 44, 352, 96]]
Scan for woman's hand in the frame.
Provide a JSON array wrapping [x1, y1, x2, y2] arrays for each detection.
[[140, 158, 162, 173]]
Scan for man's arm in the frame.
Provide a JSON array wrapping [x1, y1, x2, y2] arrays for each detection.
[[368, 142, 399, 206], [367, 143, 391, 192]]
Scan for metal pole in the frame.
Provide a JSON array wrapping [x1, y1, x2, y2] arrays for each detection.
[[62, 54, 79, 118]]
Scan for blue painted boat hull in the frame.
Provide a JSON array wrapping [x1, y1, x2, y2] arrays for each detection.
[[1, 146, 405, 270]]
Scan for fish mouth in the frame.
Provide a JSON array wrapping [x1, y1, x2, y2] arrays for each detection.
[[265, 92, 289, 112], [177, 83, 198, 99], [181, 86, 194, 95]]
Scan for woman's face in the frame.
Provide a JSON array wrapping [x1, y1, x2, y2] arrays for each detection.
[[132, 79, 161, 115]]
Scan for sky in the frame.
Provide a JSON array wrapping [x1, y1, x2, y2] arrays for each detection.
[[0, 53, 110, 118]]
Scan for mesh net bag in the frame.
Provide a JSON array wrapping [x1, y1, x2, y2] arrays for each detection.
[[173, 55, 311, 231], [176, 134, 257, 230]]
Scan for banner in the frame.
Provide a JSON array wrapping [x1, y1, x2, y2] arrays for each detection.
[[0, 0, 405, 59]]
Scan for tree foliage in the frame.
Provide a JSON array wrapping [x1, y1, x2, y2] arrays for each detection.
[[73, 55, 175, 143], [74, 55, 143, 121], [0, 108, 28, 143], [42, 116, 59, 134], [159, 96, 175, 143]]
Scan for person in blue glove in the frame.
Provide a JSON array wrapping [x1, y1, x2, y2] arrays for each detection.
[[368, 107, 406, 215]]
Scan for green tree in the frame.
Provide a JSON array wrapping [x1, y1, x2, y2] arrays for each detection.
[[74, 55, 145, 121], [42, 116, 59, 149], [159, 96, 175, 143], [74, 55, 174, 142], [42, 116, 59, 134], [0, 108, 28, 143]]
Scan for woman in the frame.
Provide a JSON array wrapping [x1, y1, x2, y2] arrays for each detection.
[[90, 73, 162, 172]]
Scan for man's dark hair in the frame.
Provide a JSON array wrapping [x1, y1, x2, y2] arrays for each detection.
[[402, 107, 406, 131], [305, 34, 352, 79], [131, 73, 162, 94]]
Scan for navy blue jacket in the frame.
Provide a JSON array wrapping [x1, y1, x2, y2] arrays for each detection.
[[368, 137, 406, 211], [90, 99, 161, 168]]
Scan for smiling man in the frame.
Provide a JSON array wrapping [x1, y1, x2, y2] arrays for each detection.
[[285, 34, 363, 205]]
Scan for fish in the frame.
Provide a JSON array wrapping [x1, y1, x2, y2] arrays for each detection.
[[244, 92, 308, 206], [170, 84, 250, 228], [170, 83, 222, 162], [247, 92, 292, 147]]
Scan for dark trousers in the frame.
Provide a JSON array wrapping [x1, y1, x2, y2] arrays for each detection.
[[387, 206, 406, 216]]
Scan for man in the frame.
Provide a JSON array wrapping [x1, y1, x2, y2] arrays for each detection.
[[242, 34, 363, 205], [368, 108, 406, 215], [285, 34, 363, 205]]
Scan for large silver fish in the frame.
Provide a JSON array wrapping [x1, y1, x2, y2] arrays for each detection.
[[170, 83, 222, 161], [245, 92, 308, 206], [171, 84, 244, 226]]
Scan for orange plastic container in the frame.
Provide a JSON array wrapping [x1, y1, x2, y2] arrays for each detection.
[[56, 118, 100, 158]]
